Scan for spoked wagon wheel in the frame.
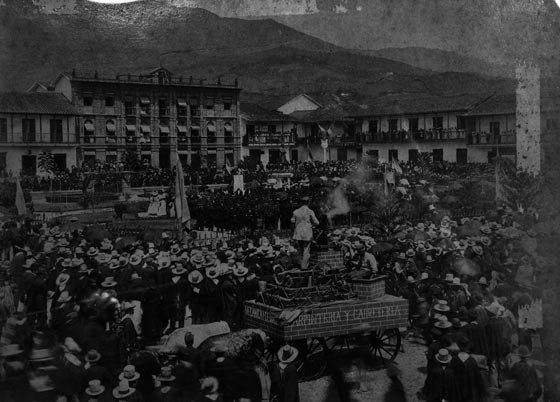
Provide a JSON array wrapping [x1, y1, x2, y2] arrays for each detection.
[[368, 328, 401, 367], [294, 337, 329, 381]]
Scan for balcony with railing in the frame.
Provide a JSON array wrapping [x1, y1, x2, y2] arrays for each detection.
[[304, 129, 467, 146], [246, 132, 296, 146], [0, 132, 78, 146], [467, 130, 515, 146], [358, 129, 467, 143]]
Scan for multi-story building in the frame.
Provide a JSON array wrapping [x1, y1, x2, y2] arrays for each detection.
[[240, 102, 298, 165], [31, 67, 242, 169], [0, 92, 78, 175]]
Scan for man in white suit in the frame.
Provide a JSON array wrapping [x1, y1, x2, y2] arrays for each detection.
[[291, 196, 319, 270]]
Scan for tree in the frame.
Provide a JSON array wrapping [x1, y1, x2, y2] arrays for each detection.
[[120, 150, 141, 171], [38, 151, 55, 175], [38, 151, 55, 194], [371, 195, 407, 240], [499, 158, 541, 211]]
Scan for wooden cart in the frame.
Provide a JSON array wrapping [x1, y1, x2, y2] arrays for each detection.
[[245, 275, 409, 381]]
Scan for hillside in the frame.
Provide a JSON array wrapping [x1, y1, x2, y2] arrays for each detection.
[[362, 47, 514, 78], [0, 0, 514, 102]]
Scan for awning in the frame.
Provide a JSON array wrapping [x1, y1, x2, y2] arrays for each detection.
[[125, 124, 136, 131], [106, 122, 116, 132], [207, 124, 216, 133], [159, 125, 170, 134], [224, 124, 233, 132], [177, 98, 187, 107], [177, 125, 187, 133], [84, 122, 94, 131], [140, 97, 150, 105], [190, 125, 200, 130], [140, 125, 151, 133]]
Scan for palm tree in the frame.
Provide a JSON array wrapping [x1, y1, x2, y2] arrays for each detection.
[[38, 150, 55, 196], [371, 195, 407, 240]]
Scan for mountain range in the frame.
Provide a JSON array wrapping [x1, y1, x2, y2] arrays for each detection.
[[0, 0, 521, 107]]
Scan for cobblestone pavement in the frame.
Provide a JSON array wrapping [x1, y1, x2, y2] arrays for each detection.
[[300, 337, 429, 402]]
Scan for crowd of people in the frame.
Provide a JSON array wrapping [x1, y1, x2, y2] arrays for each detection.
[[13, 157, 495, 194], [0, 193, 547, 402]]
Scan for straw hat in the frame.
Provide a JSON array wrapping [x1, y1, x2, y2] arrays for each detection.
[[434, 316, 452, 329], [57, 291, 72, 304], [188, 270, 204, 285], [451, 277, 463, 287], [405, 248, 416, 257], [85, 349, 101, 363], [419, 272, 429, 280], [119, 365, 140, 382], [478, 277, 488, 286], [233, 265, 249, 277], [129, 254, 142, 266], [101, 276, 117, 288], [96, 253, 111, 264], [86, 380, 105, 396], [29, 347, 53, 362], [434, 300, 451, 312], [113, 380, 135, 399], [205, 267, 219, 279], [157, 257, 171, 270], [108, 260, 120, 270], [472, 246, 483, 256], [172, 265, 188, 276], [277, 345, 299, 364], [425, 255, 435, 263], [1, 344, 24, 357], [516, 345, 531, 358], [191, 254, 204, 265], [156, 366, 176, 383], [86, 247, 98, 257], [56, 273, 70, 287], [435, 348, 452, 364], [444, 273, 454, 282]]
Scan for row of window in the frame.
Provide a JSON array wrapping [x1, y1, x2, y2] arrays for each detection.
[[367, 117, 465, 133], [84, 96, 233, 114], [364, 148, 468, 164], [0, 117, 65, 143]]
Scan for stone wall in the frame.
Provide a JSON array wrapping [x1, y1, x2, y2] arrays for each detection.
[[516, 64, 541, 174]]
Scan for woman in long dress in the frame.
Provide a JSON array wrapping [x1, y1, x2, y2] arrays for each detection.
[[156, 191, 168, 217], [147, 191, 159, 216]]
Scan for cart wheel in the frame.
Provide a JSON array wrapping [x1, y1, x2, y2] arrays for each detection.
[[273, 264, 286, 285], [368, 328, 401, 366], [295, 337, 329, 381]]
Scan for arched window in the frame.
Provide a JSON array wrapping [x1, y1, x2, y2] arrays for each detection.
[[84, 120, 95, 144], [106, 119, 116, 144], [224, 122, 233, 144], [207, 121, 216, 144]]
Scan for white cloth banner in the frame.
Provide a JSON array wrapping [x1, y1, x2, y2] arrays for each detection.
[[233, 175, 244, 193]]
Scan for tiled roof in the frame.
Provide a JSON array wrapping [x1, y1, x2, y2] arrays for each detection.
[[0, 92, 77, 115], [463, 93, 515, 116], [241, 102, 293, 122], [349, 94, 483, 117], [289, 105, 353, 122]]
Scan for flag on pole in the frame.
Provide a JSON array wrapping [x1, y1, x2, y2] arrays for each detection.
[[175, 158, 191, 228], [391, 160, 403, 175], [86, 179, 96, 193], [383, 173, 389, 196], [225, 158, 233, 174], [495, 158, 502, 203], [384, 171, 395, 184], [306, 140, 315, 164], [15, 177, 27, 216]]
